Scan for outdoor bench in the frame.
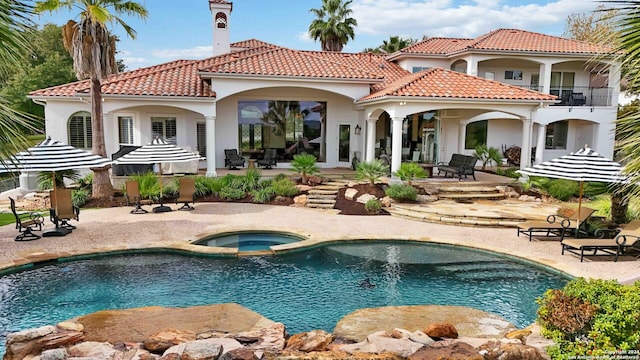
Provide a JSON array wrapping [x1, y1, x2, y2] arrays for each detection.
[[437, 154, 478, 180]]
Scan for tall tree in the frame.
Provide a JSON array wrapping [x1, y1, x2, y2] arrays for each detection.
[[0, 0, 41, 167], [35, 0, 148, 198], [309, 0, 357, 52], [563, 5, 618, 45], [608, 1, 640, 219], [362, 36, 417, 54]]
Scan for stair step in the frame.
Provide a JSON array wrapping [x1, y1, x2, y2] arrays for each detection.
[[314, 185, 343, 191], [307, 199, 336, 204], [306, 203, 336, 209], [308, 189, 339, 195], [438, 186, 502, 193], [438, 193, 505, 200]]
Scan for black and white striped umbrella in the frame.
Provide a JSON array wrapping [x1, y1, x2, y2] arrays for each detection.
[[112, 138, 200, 165], [517, 146, 627, 183], [1, 137, 111, 173]]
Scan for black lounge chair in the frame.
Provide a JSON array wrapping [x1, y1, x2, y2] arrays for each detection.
[[176, 177, 196, 211], [517, 207, 596, 241], [224, 149, 245, 169], [9, 197, 44, 241], [257, 148, 277, 169], [125, 180, 153, 214], [561, 220, 640, 262]]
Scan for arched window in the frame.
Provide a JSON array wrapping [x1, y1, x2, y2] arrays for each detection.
[[68, 111, 92, 149], [215, 12, 227, 29]]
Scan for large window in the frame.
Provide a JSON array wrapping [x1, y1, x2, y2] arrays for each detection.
[[68, 111, 92, 149], [118, 116, 134, 145], [151, 117, 177, 144], [464, 120, 487, 149], [545, 121, 568, 149], [238, 100, 326, 161]]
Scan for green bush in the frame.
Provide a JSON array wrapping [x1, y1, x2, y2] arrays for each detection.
[[192, 176, 218, 198], [219, 185, 246, 200], [495, 167, 520, 179], [364, 198, 382, 214], [271, 178, 299, 197], [251, 187, 276, 203], [547, 179, 579, 201], [272, 173, 290, 182], [473, 144, 503, 170], [356, 159, 388, 185], [243, 168, 262, 192], [37, 169, 81, 190], [537, 278, 640, 358], [394, 162, 427, 185], [129, 172, 161, 201], [385, 184, 417, 202], [71, 188, 89, 208], [291, 153, 319, 182]]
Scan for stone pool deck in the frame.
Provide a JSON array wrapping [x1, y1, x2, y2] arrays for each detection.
[[1, 202, 638, 283]]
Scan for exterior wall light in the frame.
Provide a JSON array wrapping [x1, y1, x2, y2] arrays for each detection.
[[354, 124, 362, 135]]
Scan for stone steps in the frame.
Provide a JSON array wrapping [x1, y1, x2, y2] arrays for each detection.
[[387, 202, 526, 228], [436, 185, 506, 202], [305, 180, 345, 209]]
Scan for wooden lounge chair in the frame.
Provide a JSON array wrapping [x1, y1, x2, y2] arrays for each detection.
[[257, 148, 277, 169], [517, 207, 596, 241], [125, 180, 153, 214], [224, 149, 245, 169], [50, 188, 80, 230], [561, 220, 640, 262], [9, 197, 44, 241], [176, 177, 195, 211]]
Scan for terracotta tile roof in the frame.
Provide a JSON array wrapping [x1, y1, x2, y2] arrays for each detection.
[[209, 0, 231, 5], [400, 29, 612, 56], [358, 67, 558, 102], [230, 39, 279, 51]]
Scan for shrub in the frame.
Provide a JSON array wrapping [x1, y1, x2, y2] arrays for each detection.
[[192, 176, 217, 198], [356, 159, 388, 185], [537, 278, 640, 358], [71, 188, 89, 208], [243, 168, 262, 192], [77, 173, 93, 191], [547, 179, 579, 201], [495, 167, 520, 179], [385, 184, 417, 202], [219, 184, 246, 200], [291, 153, 319, 182], [271, 178, 299, 197], [251, 187, 275, 203], [129, 172, 161, 201], [272, 173, 289, 182], [37, 169, 81, 190], [364, 198, 382, 214], [473, 144, 503, 170], [394, 163, 427, 185]]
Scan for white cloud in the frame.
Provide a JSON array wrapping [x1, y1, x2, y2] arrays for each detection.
[[297, 31, 314, 43], [152, 46, 213, 60], [350, 0, 601, 39]]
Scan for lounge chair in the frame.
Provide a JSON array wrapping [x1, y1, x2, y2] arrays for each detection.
[[9, 197, 44, 241], [125, 180, 153, 214], [176, 177, 196, 211], [224, 149, 245, 169], [49, 188, 80, 230], [257, 148, 277, 169], [517, 207, 596, 241], [561, 220, 640, 262]]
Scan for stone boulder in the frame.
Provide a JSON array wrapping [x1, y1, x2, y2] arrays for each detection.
[[3, 326, 85, 360], [164, 338, 243, 358], [68, 341, 120, 359], [357, 194, 378, 204], [220, 348, 260, 360], [181, 341, 223, 360], [423, 322, 458, 339], [237, 323, 287, 352], [336, 330, 425, 358], [143, 329, 197, 353], [344, 188, 358, 201], [409, 340, 483, 360], [286, 330, 335, 352], [479, 341, 546, 360]]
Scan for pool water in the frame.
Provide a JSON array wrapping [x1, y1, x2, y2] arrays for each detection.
[[0, 242, 569, 355], [197, 232, 303, 251]]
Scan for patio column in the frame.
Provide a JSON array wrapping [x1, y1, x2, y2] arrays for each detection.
[[205, 115, 217, 177], [458, 122, 466, 153], [520, 118, 533, 169], [535, 123, 546, 164], [391, 116, 403, 173], [539, 63, 551, 94], [366, 117, 377, 162]]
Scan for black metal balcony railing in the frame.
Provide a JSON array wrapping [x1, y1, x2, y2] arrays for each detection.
[[519, 86, 613, 107]]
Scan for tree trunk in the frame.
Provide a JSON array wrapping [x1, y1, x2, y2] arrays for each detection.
[[610, 187, 629, 225], [90, 76, 113, 199]]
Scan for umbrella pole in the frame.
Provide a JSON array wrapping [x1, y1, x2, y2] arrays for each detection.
[[43, 171, 71, 237], [153, 162, 172, 213], [576, 181, 584, 238]]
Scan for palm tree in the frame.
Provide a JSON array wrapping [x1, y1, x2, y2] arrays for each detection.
[[35, 0, 148, 198], [308, 0, 357, 52], [0, 0, 40, 166], [379, 36, 416, 53], [609, 1, 640, 216]]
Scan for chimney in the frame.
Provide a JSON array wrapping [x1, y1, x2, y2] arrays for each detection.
[[209, 0, 232, 56]]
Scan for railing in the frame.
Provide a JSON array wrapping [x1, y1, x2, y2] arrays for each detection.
[[0, 177, 20, 193], [517, 86, 613, 107]]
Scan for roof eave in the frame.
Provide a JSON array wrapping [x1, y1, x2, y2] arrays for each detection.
[[29, 93, 216, 101], [356, 95, 557, 106], [199, 71, 384, 84], [447, 48, 614, 59]]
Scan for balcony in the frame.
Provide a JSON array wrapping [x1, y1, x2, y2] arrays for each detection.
[[518, 86, 613, 107]]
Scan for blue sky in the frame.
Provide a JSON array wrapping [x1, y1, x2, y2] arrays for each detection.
[[33, 0, 604, 70]]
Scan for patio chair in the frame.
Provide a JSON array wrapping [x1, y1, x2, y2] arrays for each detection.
[[516, 207, 596, 241], [125, 180, 152, 214], [176, 177, 196, 210], [561, 220, 640, 262], [9, 197, 44, 241], [49, 188, 80, 230], [224, 149, 245, 169], [257, 148, 277, 169]]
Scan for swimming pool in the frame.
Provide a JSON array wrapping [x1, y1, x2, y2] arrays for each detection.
[[196, 231, 304, 251], [0, 241, 569, 355]]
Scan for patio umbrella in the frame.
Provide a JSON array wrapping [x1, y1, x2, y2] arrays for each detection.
[[112, 138, 200, 212], [1, 137, 112, 235], [517, 145, 628, 236]]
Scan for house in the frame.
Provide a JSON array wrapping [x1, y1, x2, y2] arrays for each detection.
[[29, 0, 619, 180]]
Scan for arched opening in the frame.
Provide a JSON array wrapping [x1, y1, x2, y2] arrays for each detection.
[[215, 12, 227, 29], [68, 111, 91, 149]]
